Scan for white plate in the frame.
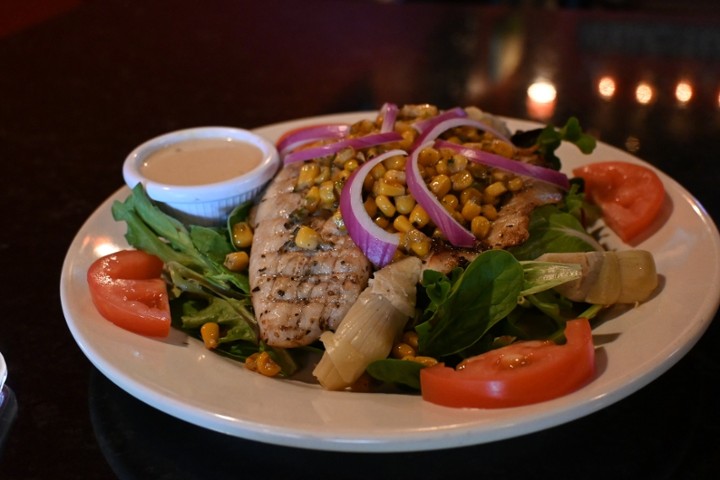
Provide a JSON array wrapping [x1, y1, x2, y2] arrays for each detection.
[[60, 112, 720, 452]]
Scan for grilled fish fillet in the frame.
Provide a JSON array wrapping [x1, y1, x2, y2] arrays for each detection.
[[422, 180, 563, 274], [249, 162, 372, 348], [483, 179, 563, 249]]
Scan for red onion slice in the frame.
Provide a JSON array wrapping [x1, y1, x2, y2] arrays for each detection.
[[412, 107, 467, 135], [339, 149, 407, 267], [379, 102, 399, 133], [284, 131, 403, 164], [277, 124, 350, 157], [435, 140, 570, 190], [414, 116, 513, 148], [406, 141, 476, 248]]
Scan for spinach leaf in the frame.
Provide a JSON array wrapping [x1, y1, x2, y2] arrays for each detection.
[[366, 359, 423, 390], [416, 250, 524, 357], [509, 205, 599, 260]]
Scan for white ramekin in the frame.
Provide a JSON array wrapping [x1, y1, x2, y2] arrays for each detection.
[[122, 126, 279, 226]]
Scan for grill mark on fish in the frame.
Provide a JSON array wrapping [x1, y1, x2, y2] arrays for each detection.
[[249, 163, 372, 348]]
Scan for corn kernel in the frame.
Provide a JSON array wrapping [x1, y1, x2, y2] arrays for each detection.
[[409, 204, 430, 228], [420, 165, 437, 179], [485, 181, 508, 198], [364, 197, 378, 217], [407, 229, 431, 257], [402, 331, 419, 350], [429, 174, 451, 198], [303, 185, 320, 212], [383, 169, 406, 186], [451, 170, 474, 191], [411, 240, 431, 258], [468, 162, 489, 180], [200, 322, 220, 349], [224, 251, 250, 271], [491, 170, 509, 182], [435, 158, 449, 175], [319, 180, 336, 206], [373, 178, 405, 197], [394, 194, 416, 215], [393, 215, 413, 233], [481, 203, 498, 221], [256, 351, 281, 377], [383, 154, 406, 171], [374, 215, 390, 229], [397, 129, 416, 150], [363, 172, 375, 191], [452, 210, 467, 225], [295, 226, 320, 250], [332, 169, 350, 183], [333, 147, 355, 167], [245, 352, 260, 371], [441, 194, 459, 211], [508, 176, 524, 192], [375, 194, 396, 217], [461, 200, 482, 221], [356, 119, 375, 134], [491, 139, 515, 158], [459, 187, 483, 206], [343, 158, 359, 172], [410, 356, 439, 367], [370, 163, 387, 180], [316, 164, 331, 184], [431, 227, 445, 239], [231, 221, 254, 249], [297, 162, 320, 189], [471, 215, 491, 238], [418, 146, 441, 166], [447, 154, 468, 173], [392, 342, 416, 359]]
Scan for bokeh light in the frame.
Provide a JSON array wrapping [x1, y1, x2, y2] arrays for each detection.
[[635, 82, 654, 104], [598, 76, 616, 100]]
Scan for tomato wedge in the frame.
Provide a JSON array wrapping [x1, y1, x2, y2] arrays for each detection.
[[87, 250, 171, 337], [573, 161, 665, 243], [420, 319, 595, 408]]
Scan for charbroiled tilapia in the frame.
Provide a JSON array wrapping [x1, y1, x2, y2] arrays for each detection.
[[249, 162, 372, 348], [421, 179, 563, 274]]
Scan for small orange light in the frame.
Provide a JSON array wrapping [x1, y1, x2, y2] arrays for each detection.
[[598, 76, 616, 100], [675, 81, 693, 104], [635, 82, 654, 105]]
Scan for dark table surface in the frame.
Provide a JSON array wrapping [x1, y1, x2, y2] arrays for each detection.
[[2, 0, 720, 478]]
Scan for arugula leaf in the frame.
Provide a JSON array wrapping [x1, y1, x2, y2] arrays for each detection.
[[189, 226, 234, 264], [416, 250, 524, 357], [536, 117, 596, 169], [112, 184, 250, 294]]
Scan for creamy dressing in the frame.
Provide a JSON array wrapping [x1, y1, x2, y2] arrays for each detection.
[[141, 138, 263, 186]]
